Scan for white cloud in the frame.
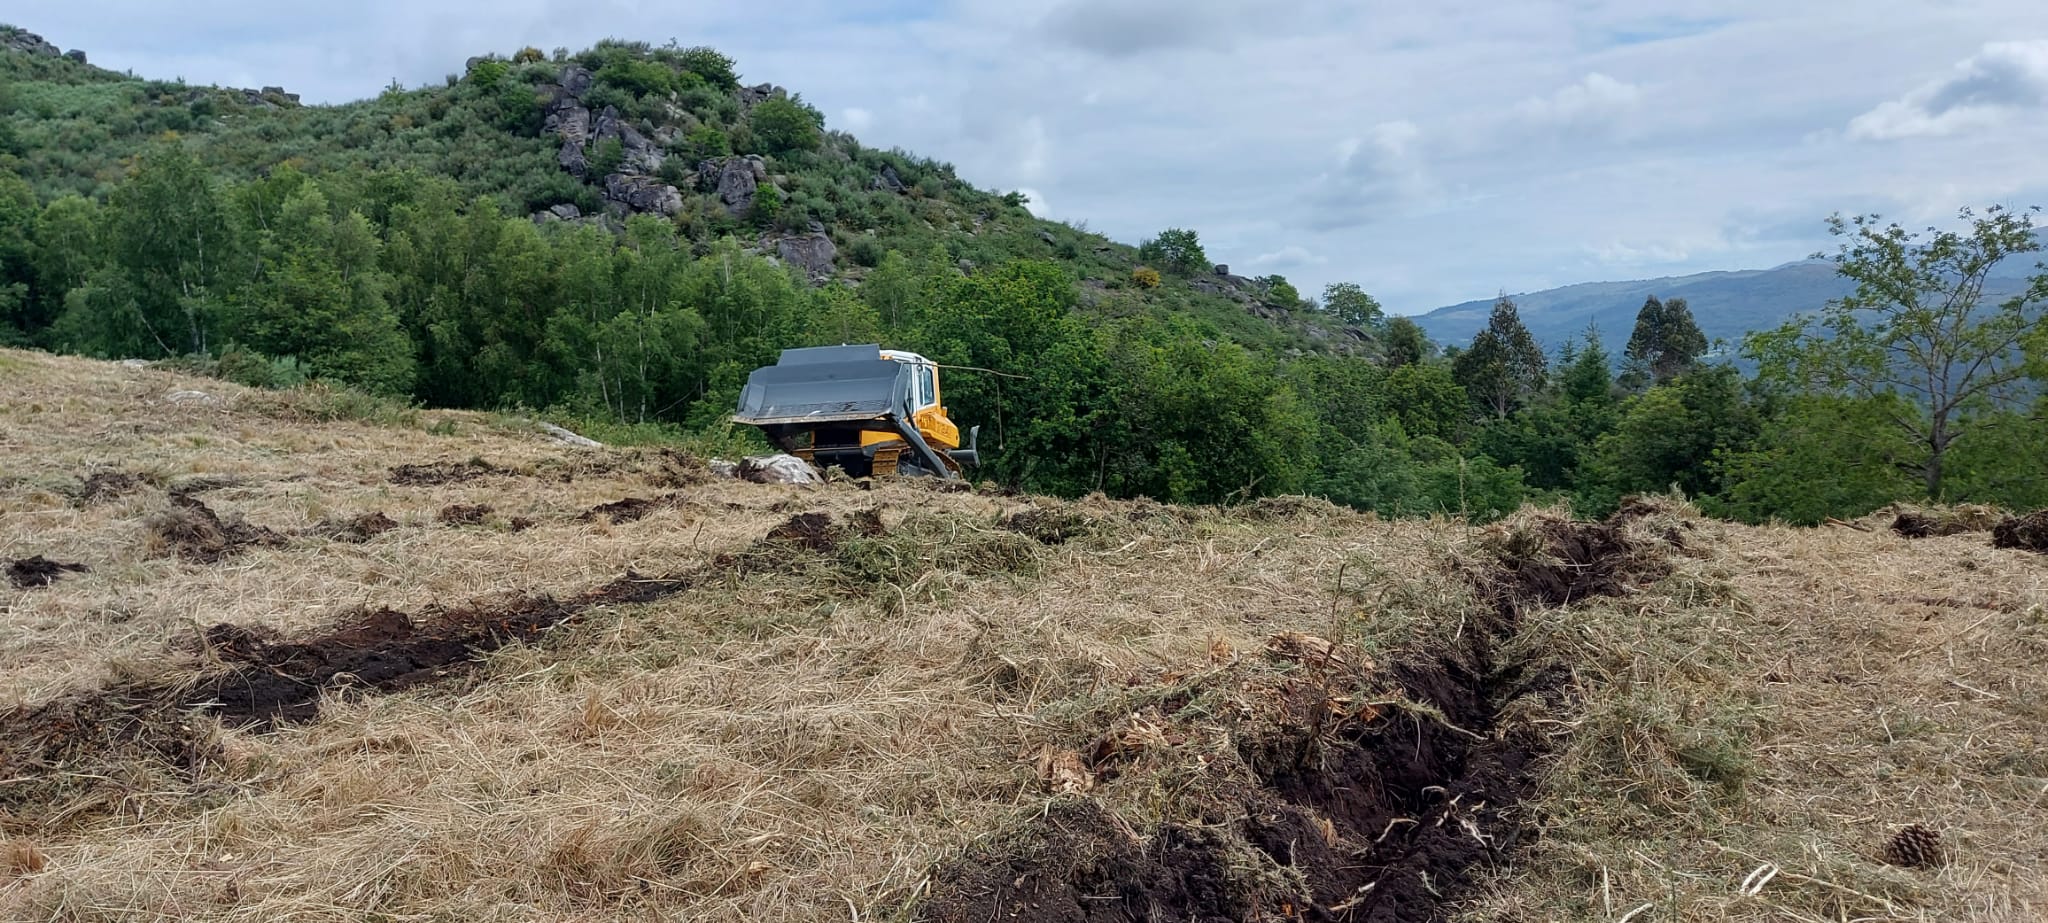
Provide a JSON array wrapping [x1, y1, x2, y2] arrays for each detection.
[[1252, 245, 1326, 268], [1517, 72, 1645, 126], [1303, 120, 1431, 230], [840, 106, 873, 131], [1849, 40, 2048, 140], [1017, 187, 1051, 217]]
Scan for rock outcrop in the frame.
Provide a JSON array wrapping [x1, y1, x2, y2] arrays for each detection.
[[774, 234, 838, 281], [603, 174, 683, 217], [0, 27, 61, 58], [698, 156, 765, 215]]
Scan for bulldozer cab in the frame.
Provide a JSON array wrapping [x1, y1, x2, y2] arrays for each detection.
[[733, 345, 980, 479]]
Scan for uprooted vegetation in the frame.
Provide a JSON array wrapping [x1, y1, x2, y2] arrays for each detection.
[[6, 556, 89, 588], [1993, 510, 2048, 553]]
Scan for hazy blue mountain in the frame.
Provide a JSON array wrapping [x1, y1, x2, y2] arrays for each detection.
[[1415, 253, 2042, 355]]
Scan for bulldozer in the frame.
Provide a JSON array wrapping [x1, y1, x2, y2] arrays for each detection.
[[733, 345, 981, 479]]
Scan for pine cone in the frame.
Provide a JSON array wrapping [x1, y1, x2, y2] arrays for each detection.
[[1882, 824, 1947, 869]]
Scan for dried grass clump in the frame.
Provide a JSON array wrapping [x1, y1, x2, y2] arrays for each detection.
[[143, 497, 289, 562]]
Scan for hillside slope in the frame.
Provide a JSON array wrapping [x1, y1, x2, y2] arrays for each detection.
[[3, 348, 2043, 922], [0, 25, 1365, 359]]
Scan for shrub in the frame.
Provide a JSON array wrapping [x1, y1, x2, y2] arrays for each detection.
[[467, 59, 510, 90], [847, 235, 885, 268], [1131, 267, 1162, 289], [512, 47, 546, 64], [749, 97, 822, 154], [677, 47, 739, 91]]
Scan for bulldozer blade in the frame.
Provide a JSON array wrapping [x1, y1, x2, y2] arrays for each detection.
[[733, 345, 906, 426]]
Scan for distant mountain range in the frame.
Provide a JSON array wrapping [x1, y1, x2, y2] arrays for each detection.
[[1413, 254, 2040, 355]]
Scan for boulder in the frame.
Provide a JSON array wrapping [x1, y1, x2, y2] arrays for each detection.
[[698, 158, 758, 214], [163, 389, 220, 406], [737, 83, 786, 110], [63, 49, 86, 64], [558, 140, 589, 177], [544, 105, 591, 144], [619, 124, 663, 174], [539, 422, 602, 448], [602, 174, 683, 216], [531, 210, 561, 224], [873, 164, 907, 193], [548, 203, 582, 220], [737, 454, 821, 485], [747, 156, 769, 181], [775, 234, 838, 281], [559, 65, 594, 99]]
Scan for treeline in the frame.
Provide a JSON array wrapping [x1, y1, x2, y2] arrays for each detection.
[[4, 144, 2045, 521]]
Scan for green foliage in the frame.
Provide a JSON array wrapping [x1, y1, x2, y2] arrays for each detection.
[[1258, 274, 1300, 307], [1582, 366, 1758, 513], [749, 97, 822, 154], [1137, 228, 1207, 276], [1382, 317, 1429, 367], [681, 123, 730, 160], [1622, 295, 1708, 389], [1745, 206, 2048, 499], [676, 47, 740, 92], [1322, 282, 1384, 327], [1453, 296, 1546, 418], [1712, 394, 1913, 524], [466, 59, 510, 89], [587, 138, 625, 178]]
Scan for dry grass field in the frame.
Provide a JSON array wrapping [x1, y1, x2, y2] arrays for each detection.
[[2, 347, 2044, 922]]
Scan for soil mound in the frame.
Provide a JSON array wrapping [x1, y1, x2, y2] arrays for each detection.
[[436, 503, 494, 526], [763, 512, 841, 552], [145, 496, 288, 563], [390, 459, 499, 486], [7, 556, 89, 588], [1893, 505, 2003, 538], [72, 470, 145, 503], [1992, 510, 2048, 554], [192, 599, 572, 726], [313, 511, 400, 543]]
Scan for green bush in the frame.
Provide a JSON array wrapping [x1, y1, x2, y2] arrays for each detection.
[[748, 97, 822, 154]]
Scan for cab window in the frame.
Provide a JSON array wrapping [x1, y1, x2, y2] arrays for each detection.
[[917, 365, 937, 408]]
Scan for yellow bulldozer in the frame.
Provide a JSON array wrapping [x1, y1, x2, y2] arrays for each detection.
[[732, 345, 981, 479]]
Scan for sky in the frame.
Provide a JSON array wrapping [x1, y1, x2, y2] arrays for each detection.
[[12, 1, 2048, 313]]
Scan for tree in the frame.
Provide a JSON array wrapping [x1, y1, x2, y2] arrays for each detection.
[[234, 184, 416, 395], [749, 97, 822, 154], [1745, 206, 2048, 500], [1382, 316, 1429, 367], [104, 144, 242, 356], [1137, 228, 1207, 276], [1584, 366, 1758, 510], [1622, 295, 1707, 389], [1561, 324, 1616, 406], [0, 168, 35, 341], [1452, 295, 1547, 418], [1322, 282, 1385, 328]]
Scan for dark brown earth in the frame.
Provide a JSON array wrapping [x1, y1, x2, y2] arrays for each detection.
[[644, 449, 712, 489], [1992, 511, 2048, 554], [0, 511, 842, 831], [390, 459, 500, 486], [921, 509, 1648, 923], [313, 511, 400, 543], [509, 516, 538, 532], [763, 512, 841, 552], [7, 556, 90, 588], [145, 496, 290, 563], [72, 470, 145, 504], [436, 503, 494, 526], [579, 494, 684, 525]]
